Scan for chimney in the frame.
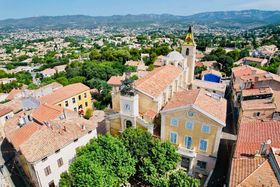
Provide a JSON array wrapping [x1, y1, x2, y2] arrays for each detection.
[[81, 124, 86, 131], [260, 139, 272, 156], [63, 126, 67, 132]]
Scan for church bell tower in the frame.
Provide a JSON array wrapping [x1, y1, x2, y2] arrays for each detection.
[[181, 26, 196, 86]]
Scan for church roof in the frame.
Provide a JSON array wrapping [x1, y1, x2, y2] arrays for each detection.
[[134, 65, 182, 98], [166, 51, 184, 61]]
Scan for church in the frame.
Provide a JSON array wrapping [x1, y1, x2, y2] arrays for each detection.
[[107, 27, 227, 178]]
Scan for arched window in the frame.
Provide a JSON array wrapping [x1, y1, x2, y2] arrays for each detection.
[[186, 48, 189, 56], [126, 120, 133, 128]]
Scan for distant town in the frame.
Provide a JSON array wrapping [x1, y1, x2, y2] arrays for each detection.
[[0, 9, 279, 187]]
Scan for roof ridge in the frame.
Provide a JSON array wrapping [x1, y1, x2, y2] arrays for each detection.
[[193, 89, 202, 105], [238, 158, 268, 186]]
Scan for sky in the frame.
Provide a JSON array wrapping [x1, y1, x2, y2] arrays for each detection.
[[0, 0, 280, 20]]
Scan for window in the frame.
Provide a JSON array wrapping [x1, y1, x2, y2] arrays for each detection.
[[199, 139, 208, 151], [79, 105, 83, 109], [186, 48, 189, 56], [188, 111, 194, 117], [44, 166, 51, 176], [55, 149, 60, 153], [72, 97, 76, 104], [58, 104, 62, 107], [78, 95, 82, 100], [48, 181, 55, 187], [197, 160, 207, 170], [201, 124, 210, 133], [185, 121, 193, 129], [57, 158, 63, 167], [74, 138, 78, 142], [65, 100, 69, 107], [170, 118, 178, 126], [85, 102, 88, 107], [74, 107, 77, 112], [170, 132, 177, 144], [254, 112, 261, 117], [84, 93, 87, 98], [184, 136, 192, 149]]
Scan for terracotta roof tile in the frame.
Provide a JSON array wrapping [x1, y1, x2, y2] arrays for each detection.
[[31, 104, 64, 123], [39, 83, 90, 105], [0, 107, 13, 117], [107, 76, 123, 86], [19, 118, 96, 163], [234, 120, 280, 158], [9, 122, 42, 150], [163, 89, 227, 124], [134, 65, 182, 98], [230, 158, 266, 187]]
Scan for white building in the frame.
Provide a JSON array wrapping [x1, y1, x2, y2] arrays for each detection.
[[5, 105, 97, 187]]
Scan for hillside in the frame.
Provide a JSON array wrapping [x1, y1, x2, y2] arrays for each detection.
[[0, 10, 280, 30]]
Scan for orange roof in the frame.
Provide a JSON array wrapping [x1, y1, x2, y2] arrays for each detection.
[[107, 76, 123, 86], [243, 57, 266, 63], [134, 65, 182, 98], [6, 88, 21, 101], [31, 104, 64, 124], [234, 120, 280, 158], [230, 158, 274, 187], [19, 118, 96, 163], [241, 99, 276, 111], [41, 68, 56, 75], [144, 110, 157, 119], [40, 83, 90, 105], [232, 65, 266, 78], [9, 122, 42, 150], [163, 89, 227, 124], [0, 107, 13, 117]]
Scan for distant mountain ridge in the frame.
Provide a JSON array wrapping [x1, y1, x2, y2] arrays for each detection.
[[0, 9, 280, 30]]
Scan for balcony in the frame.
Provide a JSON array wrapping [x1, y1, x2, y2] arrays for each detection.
[[178, 146, 196, 158]]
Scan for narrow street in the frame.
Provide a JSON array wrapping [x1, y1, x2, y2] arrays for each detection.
[[208, 86, 237, 187], [0, 139, 27, 187]]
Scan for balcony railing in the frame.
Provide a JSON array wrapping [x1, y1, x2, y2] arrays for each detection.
[[178, 146, 196, 158]]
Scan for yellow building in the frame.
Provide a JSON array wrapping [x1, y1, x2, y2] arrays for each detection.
[[40, 83, 92, 114], [160, 89, 227, 176], [107, 27, 196, 135]]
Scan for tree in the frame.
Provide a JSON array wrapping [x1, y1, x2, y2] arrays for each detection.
[[84, 108, 93, 120], [89, 49, 101, 61], [227, 49, 240, 62], [218, 55, 234, 76], [56, 77, 69, 86], [60, 135, 136, 186], [120, 128, 181, 186], [68, 76, 86, 84], [168, 170, 200, 187]]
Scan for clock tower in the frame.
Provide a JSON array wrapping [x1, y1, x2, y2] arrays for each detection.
[[181, 26, 196, 87], [119, 79, 139, 131]]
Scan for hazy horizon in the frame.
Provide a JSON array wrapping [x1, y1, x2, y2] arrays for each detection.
[[0, 0, 280, 20]]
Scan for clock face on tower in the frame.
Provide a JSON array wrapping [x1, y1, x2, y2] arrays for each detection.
[[123, 103, 131, 111]]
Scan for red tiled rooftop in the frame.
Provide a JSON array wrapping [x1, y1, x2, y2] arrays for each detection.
[[163, 89, 227, 124], [0, 107, 13, 117], [134, 65, 182, 98], [234, 120, 280, 158], [107, 76, 122, 86], [39, 83, 90, 105]]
